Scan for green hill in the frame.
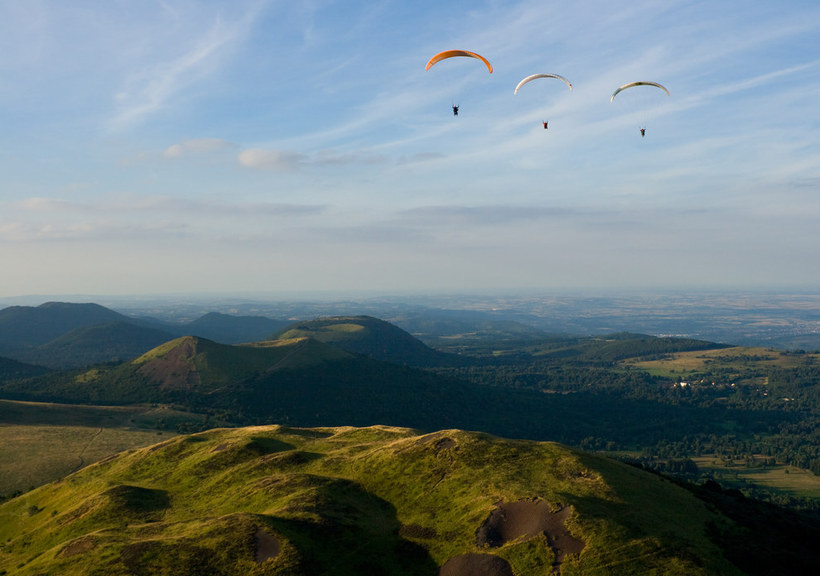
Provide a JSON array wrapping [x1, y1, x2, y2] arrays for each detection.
[[0, 303, 113, 362], [275, 315, 456, 367], [2, 333, 771, 449], [0, 302, 136, 349], [0, 334, 483, 433], [0, 335, 353, 405], [0, 301, 297, 368], [0, 424, 789, 576], [10, 321, 176, 370]]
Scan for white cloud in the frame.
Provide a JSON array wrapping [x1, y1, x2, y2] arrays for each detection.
[[19, 197, 72, 211], [237, 148, 305, 171]]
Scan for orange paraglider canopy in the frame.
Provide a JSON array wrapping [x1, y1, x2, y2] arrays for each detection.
[[425, 50, 493, 73]]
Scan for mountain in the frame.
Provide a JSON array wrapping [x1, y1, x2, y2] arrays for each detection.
[[0, 302, 298, 369], [275, 315, 457, 367], [1, 331, 769, 448], [10, 321, 177, 370], [0, 334, 482, 433], [0, 335, 352, 405], [185, 311, 291, 344], [2, 425, 818, 575], [0, 302, 130, 352]]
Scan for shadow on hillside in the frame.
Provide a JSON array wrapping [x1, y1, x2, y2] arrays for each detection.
[[692, 479, 820, 575], [558, 453, 820, 575], [260, 476, 438, 575]]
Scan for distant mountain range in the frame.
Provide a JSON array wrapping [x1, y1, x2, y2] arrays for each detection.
[[0, 300, 808, 464], [0, 331, 477, 431], [0, 302, 290, 369], [1, 315, 743, 449]]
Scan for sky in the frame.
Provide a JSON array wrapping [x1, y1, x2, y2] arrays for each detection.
[[2, 0, 820, 298]]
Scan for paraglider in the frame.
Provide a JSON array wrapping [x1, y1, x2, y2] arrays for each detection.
[[610, 81, 670, 102], [513, 73, 572, 94], [514, 73, 572, 130], [426, 50, 493, 116], [610, 81, 669, 137], [425, 50, 493, 73]]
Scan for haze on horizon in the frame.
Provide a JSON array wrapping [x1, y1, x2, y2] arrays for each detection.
[[2, 1, 820, 298]]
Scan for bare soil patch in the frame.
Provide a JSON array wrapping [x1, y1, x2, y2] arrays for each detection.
[[412, 431, 458, 454], [254, 528, 280, 563], [476, 500, 585, 567], [58, 535, 98, 558], [438, 552, 513, 576]]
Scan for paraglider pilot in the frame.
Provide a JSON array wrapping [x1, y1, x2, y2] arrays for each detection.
[[542, 121, 548, 129], [640, 127, 645, 137], [452, 105, 459, 116]]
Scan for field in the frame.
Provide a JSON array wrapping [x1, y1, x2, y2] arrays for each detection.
[[0, 400, 194, 497], [624, 346, 820, 380], [693, 456, 820, 499], [0, 424, 170, 497]]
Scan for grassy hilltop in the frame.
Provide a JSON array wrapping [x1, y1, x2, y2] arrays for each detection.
[[4, 424, 816, 576], [274, 315, 456, 367]]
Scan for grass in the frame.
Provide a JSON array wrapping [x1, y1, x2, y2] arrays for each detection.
[[0, 425, 747, 575], [625, 346, 820, 379], [0, 399, 139, 427], [0, 399, 214, 497], [0, 424, 170, 497], [692, 456, 820, 499]]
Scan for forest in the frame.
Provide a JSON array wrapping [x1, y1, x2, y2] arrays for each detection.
[[428, 334, 820, 509]]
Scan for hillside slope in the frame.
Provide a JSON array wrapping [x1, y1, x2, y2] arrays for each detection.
[[0, 302, 129, 352], [0, 302, 297, 368], [2, 334, 772, 449], [276, 315, 457, 367], [10, 321, 176, 369], [0, 425, 757, 575], [0, 335, 353, 405]]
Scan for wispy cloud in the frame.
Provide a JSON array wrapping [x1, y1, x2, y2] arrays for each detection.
[[674, 60, 820, 113], [400, 204, 590, 225], [11, 194, 325, 218], [108, 4, 264, 131], [235, 147, 389, 170], [1, 192, 327, 244]]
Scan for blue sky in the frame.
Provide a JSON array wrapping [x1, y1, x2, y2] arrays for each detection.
[[2, 0, 820, 297]]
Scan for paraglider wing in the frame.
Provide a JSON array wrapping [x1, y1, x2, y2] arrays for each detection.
[[425, 50, 493, 73], [513, 73, 572, 95], [610, 81, 669, 102]]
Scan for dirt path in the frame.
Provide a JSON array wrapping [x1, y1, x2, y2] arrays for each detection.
[[71, 427, 103, 474]]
